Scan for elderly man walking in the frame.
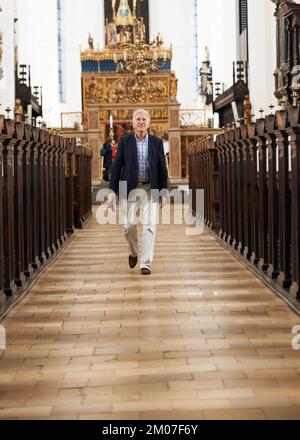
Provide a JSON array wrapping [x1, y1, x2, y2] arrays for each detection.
[[107, 109, 168, 275]]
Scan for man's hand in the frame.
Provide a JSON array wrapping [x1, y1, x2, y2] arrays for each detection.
[[106, 192, 116, 210]]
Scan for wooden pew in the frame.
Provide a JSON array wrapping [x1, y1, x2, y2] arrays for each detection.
[[65, 139, 75, 234], [1, 120, 16, 295], [14, 123, 26, 286], [23, 124, 34, 278], [0, 118, 93, 316], [189, 109, 300, 308]]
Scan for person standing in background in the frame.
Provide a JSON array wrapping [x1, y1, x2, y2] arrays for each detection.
[[101, 137, 113, 182]]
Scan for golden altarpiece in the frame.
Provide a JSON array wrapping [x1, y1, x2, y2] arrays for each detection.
[[80, 0, 182, 185]]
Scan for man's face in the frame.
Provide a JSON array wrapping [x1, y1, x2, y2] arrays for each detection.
[[132, 112, 150, 136]]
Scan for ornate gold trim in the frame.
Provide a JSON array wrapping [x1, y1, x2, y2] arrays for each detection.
[[81, 47, 172, 62], [82, 73, 174, 106]]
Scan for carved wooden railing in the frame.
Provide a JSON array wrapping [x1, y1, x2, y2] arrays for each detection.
[[188, 107, 300, 306], [73, 144, 93, 228], [188, 136, 220, 231], [0, 117, 93, 312]]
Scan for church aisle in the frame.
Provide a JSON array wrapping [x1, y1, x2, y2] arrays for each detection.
[[1, 209, 300, 420]]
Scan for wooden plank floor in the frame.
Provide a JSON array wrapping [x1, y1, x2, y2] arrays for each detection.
[[1, 207, 300, 420]]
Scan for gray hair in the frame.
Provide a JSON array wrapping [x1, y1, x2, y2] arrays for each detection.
[[132, 108, 150, 121]]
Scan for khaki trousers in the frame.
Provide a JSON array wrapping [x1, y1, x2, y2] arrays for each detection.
[[120, 184, 158, 270]]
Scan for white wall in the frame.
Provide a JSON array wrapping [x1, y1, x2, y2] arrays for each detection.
[[248, 0, 279, 117], [197, 0, 281, 120], [0, 0, 16, 112], [16, 0, 58, 125], [15, 0, 104, 127], [150, 0, 197, 109], [58, 0, 104, 123], [197, 0, 238, 94]]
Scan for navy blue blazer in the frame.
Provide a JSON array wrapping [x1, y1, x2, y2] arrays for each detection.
[[109, 133, 168, 200]]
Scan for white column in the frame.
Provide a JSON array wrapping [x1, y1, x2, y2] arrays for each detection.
[[16, 0, 58, 125], [61, 0, 104, 124], [0, 0, 15, 112], [197, 0, 238, 93], [248, 0, 278, 117], [150, 0, 196, 108], [15, 0, 104, 128]]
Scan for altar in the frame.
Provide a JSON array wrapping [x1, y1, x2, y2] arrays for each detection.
[[80, 0, 182, 185]]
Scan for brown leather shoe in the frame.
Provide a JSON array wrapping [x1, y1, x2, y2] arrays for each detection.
[[141, 268, 151, 275], [129, 255, 138, 269]]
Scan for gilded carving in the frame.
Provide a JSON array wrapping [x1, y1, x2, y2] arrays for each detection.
[[170, 109, 179, 128], [149, 108, 169, 120], [170, 74, 178, 99], [169, 137, 181, 177], [243, 95, 252, 124], [133, 17, 145, 43], [105, 20, 118, 47], [150, 124, 169, 139], [88, 111, 99, 130], [99, 110, 110, 121], [83, 75, 171, 107], [86, 76, 98, 103], [14, 99, 23, 123]]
